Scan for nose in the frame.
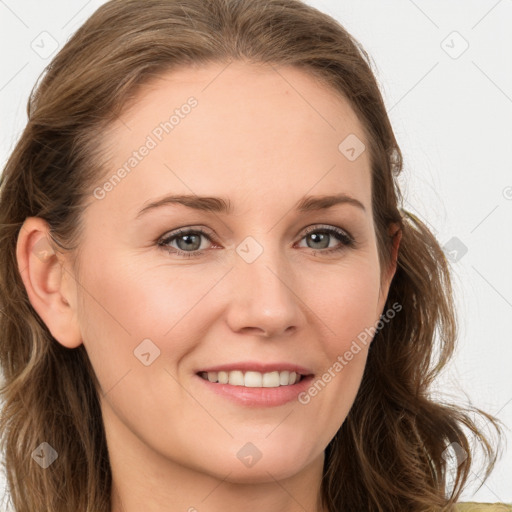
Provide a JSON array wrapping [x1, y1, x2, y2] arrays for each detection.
[[225, 236, 302, 338]]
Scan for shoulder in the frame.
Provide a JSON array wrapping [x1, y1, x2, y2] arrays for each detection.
[[456, 503, 512, 512]]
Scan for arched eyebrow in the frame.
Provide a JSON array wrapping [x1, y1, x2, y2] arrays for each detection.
[[297, 193, 366, 213], [135, 192, 366, 219]]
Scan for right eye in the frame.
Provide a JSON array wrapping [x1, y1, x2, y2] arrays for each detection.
[[157, 227, 216, 258]]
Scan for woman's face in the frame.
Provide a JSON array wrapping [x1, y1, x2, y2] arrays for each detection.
[[68, 62, 397, 484]]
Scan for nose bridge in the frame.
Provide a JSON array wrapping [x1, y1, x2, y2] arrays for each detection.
[[227, 232, 300, 335]]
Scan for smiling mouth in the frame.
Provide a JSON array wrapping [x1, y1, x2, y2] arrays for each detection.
[[198, 370, 305, 388]]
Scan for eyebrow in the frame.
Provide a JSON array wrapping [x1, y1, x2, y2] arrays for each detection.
[[135, 192, 366, 219]]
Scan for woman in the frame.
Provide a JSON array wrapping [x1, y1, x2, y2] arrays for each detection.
[[0, 0, 506, 511]]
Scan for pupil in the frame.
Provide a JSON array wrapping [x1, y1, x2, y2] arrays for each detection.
[[309, 232, 328, 249], [175, 232, 331, 252], [178, 234, 199, 251]]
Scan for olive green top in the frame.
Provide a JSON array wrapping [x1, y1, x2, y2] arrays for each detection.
[[456, 503, 512, 511]]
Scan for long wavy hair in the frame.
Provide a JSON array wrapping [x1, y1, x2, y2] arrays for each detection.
[[0, 0, 503, 510]]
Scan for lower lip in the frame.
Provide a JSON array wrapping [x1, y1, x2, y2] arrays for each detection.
[[195, 374, 314, 407]]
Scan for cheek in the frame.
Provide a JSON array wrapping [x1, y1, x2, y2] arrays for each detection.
[[298, 257, 382, 427], [76, 253, 232, 388], [74, 261, 172, 378], [309, 256, 382, 350]]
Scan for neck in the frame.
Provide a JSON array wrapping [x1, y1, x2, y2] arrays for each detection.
[[110, 460, 328, 512], [108, 426, 327, 512]]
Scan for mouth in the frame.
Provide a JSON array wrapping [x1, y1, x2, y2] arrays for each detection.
[[194, 362, 315, 406], [197, 369, 307, 388]]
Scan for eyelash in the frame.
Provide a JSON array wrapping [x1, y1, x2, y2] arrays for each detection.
[[157, 225, 356, 259]]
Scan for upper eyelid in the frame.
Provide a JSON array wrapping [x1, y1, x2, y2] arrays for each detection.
[[302, 224, 351, 237]]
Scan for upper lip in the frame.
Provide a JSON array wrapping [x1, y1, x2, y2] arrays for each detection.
[[197, 362, 313, 376]]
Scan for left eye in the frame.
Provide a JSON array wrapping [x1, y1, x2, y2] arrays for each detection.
[[157, 225, 355, 258]]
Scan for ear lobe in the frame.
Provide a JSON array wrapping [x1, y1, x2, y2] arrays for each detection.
[[16, 217, 83, 349]]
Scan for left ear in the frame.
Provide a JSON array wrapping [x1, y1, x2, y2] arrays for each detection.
[[15, 216, 83, 349], [378, 222, 402, 310]]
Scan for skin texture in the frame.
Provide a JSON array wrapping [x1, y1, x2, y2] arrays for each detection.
[[16, 62, 400, 512]]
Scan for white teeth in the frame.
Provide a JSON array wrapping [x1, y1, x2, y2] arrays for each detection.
[[262, 371, 280, 388], [218, 371, 229, 384], [244, 371, 262, 387], [200, 370, 302, 387], [229, 370, 244, 386]]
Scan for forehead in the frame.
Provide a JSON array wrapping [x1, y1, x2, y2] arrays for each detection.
[[91, 61, 372, 220]]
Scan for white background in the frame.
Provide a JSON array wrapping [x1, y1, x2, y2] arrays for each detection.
[[0, 0, 511, 505]]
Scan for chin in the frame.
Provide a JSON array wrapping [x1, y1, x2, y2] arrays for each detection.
[[195, 442, 320, 485], [220, 460, 310, 485]]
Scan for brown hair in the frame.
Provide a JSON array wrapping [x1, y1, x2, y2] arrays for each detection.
[[0, 0, 503, 510]]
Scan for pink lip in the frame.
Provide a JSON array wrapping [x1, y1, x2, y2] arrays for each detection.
[[194, 362, 315, 407], [196, 361, 313, 375], [195, 374, 315, 407]]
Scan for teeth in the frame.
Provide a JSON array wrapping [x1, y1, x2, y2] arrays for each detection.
[[244, 371, 262, 387], [262, 371, 280, 387], [200, 370, 302, 387], [229, 370, 244, 386]]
